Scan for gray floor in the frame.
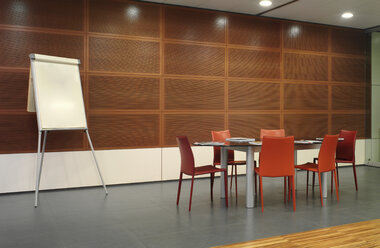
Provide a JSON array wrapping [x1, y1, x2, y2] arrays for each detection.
[[0, 166, 379, 248]]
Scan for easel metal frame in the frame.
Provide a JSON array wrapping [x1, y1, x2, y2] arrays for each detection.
[[34, 128, 108, 207]]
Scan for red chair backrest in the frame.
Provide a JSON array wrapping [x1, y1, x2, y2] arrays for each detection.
[[336, 130, 357, 161], [318, 135, 339, 172], [211, 130, 234, 164], [259, 136, 295, 177], [176, 136, 195, 175], [260, 129, 285, 140]]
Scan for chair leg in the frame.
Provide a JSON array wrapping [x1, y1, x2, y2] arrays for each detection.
[[260, 176, 264, 212], [292, 176, 296, 211], [284, 176, 287, 203], [336, 162, 340, 186], [235, 165, 238, 201], [230, 165, 233, 191], [210, 172, 214, 201], [312, 172, 315, 192], [353, 162, 358, 191], [331, 171, 333, 194], [177, 172, 183, 205], [318, 172, 323, 207], [288, 176, 291, 202], [334, 169, 339, 201], [224, 170, 228, 208], [189, 175, 195, 211], [306, 170, 309, 196], [254, 161, 257, 195]]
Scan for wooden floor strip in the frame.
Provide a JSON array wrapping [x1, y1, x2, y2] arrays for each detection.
[[214, 219, 380, 248]]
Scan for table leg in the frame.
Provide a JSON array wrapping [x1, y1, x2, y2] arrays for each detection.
[[321, 172, 328, 198], [220, 147, 228, 199], [246, 147, 254, 208]]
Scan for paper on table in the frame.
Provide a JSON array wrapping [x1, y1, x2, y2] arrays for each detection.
[[193, 141, 224, 145], [226, 137, 255, 142]]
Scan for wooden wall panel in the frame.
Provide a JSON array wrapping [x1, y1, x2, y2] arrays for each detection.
[[228, 114, 280, 139], [332, 85, 366, 110], [229, 49, 280, 79], [228, 81, 280, 110], [284, 114, 328, 139], [228, 14, 281, 48], [0, 72, 29, 110], [89, 75, 160, 110], [165, 7, 225, 43], [283, 23, 328, 52], [284, 53, 328, 81], [284, 84, 328, 110], [164, 114, 224, 146], [89, 37, 160, 73], [164, 43, 225, 76], [331, 29, 366, 56], [0, 30, 84, 69], [88, 114, 160, 148], [0, 0, 84, 30], [0, 114, 38, 153], [89, 0, 160, 37], [332, 114, 366, 138], [331, 57, 366, 83], [164, 78, 224, 110], [0, 0, 370, 153]]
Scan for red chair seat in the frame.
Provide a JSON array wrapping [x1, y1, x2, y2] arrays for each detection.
[[214, 160, 246, 166], [194, 165, 225, 175], [295, 163, 318, 172], [335, 159, 354, 163]]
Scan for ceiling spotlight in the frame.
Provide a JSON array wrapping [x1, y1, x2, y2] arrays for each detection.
[[341, 12, 353, 19], [259, 0, 272, 7]]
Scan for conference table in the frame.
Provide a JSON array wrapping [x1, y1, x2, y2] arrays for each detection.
[[194, 140, 328, 208]]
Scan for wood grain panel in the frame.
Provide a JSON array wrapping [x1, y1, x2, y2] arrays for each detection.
[[44, 130, 84, 151], [284, 53, 328, 81], [284, 114, 328, 139], [283, 23, 328, 52], [89, 37, 159, 73], [0, 30, 84, 68], [331, 28, 366, 56], [164, 78, 224, 110], [228, 81, 280, 110], [216, 219, 380, 248], [0, 114, 37, 153], [0, 71, 29, 110], [165, 7, 225, 43], [284, 84, 328, 110], [88, 114, 160, 148], [229, 48, 280, 79], [332, 114, 366, 138], [228, 14, 280, 48], [89, 75, 159, 110], [0, 0, 84, 30], [332, 85, 366, 110], [89, 0, 160, 37], [164, 114, 224, 146], [228, 114, 280, 139], [164, 43, 225, 76], [332, 57, 366, 83]]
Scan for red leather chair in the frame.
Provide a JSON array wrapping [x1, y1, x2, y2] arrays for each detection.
[[336, 130, 358, 191], [176, 136, 228, 211], [296, 135, 339, 206], [211, 130, 245, 199], [254, 136, 295, 212], [311, 130, 358, 192], [255, 129, 286, 195]]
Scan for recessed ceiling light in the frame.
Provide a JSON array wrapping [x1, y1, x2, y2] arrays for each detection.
[[341, 12, 353, 19], [259, 0, 272, 7]]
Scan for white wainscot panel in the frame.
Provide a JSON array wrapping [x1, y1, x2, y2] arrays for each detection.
[[0, 148, 161, 194]]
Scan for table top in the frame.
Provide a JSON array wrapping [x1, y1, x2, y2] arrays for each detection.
[[193, 140, 322, 147]]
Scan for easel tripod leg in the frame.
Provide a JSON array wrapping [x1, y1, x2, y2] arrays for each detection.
[[85, 130, 108, 195], [35, 130, 48, 207]]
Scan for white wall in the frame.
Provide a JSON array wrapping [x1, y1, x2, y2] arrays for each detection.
[[0, 140, 366, 194]]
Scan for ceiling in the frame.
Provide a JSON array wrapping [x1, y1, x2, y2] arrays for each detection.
[[143, 0, 380, 30]]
